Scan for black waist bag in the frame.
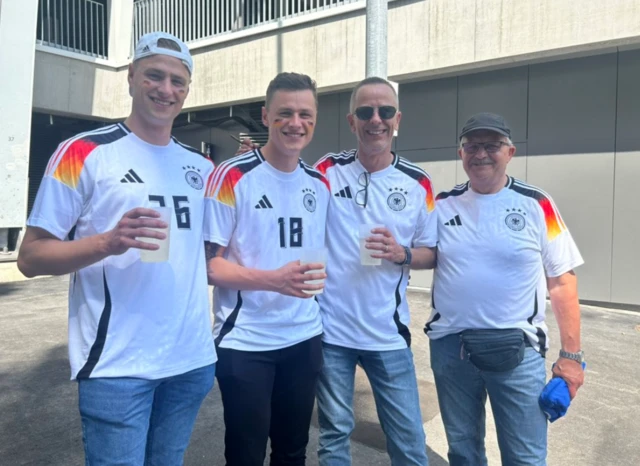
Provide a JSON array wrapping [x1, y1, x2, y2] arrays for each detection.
[[460, 329, 526, 372]]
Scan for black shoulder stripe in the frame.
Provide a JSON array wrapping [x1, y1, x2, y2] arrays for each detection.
[[172, 137, 208, 158], [395, 159, 430, 182], [225, 153, 263, 176], [436, 182, 470, 201], [300, 160, 330, 190], [84, 125, 128, 145], [299, 161, 323, 180], [315, 150, 357, 173], [509, 179, 547, 202]]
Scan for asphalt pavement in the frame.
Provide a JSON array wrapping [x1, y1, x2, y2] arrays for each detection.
[[0, 275, 638, 465]]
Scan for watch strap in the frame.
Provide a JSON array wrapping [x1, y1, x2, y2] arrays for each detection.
[[559, 349, 584, 363], [395, 245, 412, 266]]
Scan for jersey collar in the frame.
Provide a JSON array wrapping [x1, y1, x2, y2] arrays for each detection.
[[353, 151, 399, 179]]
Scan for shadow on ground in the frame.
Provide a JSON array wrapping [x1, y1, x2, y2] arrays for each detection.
[[0, 281, 20, 297], [0, 344, 81, 466], [0, 277, 448, 465]]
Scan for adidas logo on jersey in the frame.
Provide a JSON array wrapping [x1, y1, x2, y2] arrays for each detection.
[[120, 169, 144, 184], [334, 186, 353, 199], [444, 215, 462, 226], [254, 195, 273, 209]]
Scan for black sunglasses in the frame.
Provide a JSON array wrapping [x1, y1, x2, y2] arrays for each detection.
[[355, 171, 371, 208], [461, 141, 510, 155], [354, 106, 397, 121]]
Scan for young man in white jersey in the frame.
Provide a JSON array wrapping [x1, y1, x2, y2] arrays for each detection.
[[313, 77, 438, 466], [425, 113, 585, 465], [17, 32, 216, 464], [204, 72, 330, 466]]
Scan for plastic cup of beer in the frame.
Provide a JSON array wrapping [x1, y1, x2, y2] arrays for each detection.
[[359, 224, 384, 266], [139, 207, 171, 263], [300, 248, 328, 295]]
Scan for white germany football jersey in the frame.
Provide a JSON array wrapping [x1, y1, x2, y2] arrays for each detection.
[[425, 177, 584, 353], [205, 149, 330, 351], [27, 123, 217, 380], [314, 150, 438, 351]]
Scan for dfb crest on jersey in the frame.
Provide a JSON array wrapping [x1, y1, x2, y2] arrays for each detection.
[[183, 166, 204, 190], [505, 208, 526, 231], [387, 187, 408, 212], [302, 188, 316, 212]]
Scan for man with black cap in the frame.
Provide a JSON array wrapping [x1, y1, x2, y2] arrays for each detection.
[[18, 32, 216, 464], [424, 112, 586, 465]]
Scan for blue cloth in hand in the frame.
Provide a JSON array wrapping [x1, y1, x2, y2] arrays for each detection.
[[539, 377, 571, 422], [539, 362, 585, 423]]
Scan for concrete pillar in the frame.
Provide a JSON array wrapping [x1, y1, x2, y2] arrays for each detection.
[[0, 0, 39, 229], [366, 0, 388, 78], [107, 0, 134, 64]]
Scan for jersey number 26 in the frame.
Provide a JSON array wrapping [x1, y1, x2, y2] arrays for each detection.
[[149, 195, 191, 229]]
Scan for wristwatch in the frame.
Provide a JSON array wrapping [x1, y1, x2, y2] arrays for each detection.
[[559, 349, 585, 364], [395, 245, 412, 266]]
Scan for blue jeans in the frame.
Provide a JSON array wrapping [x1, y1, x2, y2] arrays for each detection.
[[430, 334, 547, 466], [316, 343, 428, 466], [78, 363, 215, 466]]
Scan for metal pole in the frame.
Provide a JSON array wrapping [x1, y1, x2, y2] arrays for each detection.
[[365, 0, 387, 78]]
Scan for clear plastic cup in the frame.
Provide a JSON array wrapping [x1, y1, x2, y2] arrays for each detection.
[[300, 247, 328, 295], [359, 224, 384, 266], [139, 207, 171, 263]]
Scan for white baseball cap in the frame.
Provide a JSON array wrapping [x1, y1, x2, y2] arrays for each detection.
[[133, 32, 193, 75]]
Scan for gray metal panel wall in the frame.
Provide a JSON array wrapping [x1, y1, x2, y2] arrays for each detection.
[[527, 54, 617, 302], [302, 93, 342, 165], [457, 67, 529, 143], [338, 92, 357, 153], [612, 50, 640, 304], [397, 78, 458, 151]]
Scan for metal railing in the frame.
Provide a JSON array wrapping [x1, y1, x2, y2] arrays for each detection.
[[37, 0, 108, 58], [133, 0, 360, 45]]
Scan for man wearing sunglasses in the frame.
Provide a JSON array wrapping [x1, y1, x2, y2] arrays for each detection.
[[314, 77, 438, 466], [425, 113, 585, 465]]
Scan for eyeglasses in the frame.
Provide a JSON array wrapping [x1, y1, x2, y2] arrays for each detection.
[[354, 106, 397, 121], [355, 171, 371, 208], [461, 141, 510, 155]]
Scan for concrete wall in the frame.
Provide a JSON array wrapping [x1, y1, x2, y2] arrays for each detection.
[[200, 50, 640, 306], [32, 52, 130, 118], [31, 0, 640, 120], [0, 0, 39, 228]]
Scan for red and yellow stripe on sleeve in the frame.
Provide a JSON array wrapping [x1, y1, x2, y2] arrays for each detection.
[[538, 197, 566, 241], [208, 166, 245, 207], [418, 175, 436, 213], [314, 156, 336, 175], [51, 139, 98, 190]]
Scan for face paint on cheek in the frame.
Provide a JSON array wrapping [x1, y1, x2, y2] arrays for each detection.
[[305, 122, 316, 138], [272, 120, 284, 128]]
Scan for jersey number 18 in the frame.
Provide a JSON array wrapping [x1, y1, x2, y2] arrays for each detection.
[[278, 217, 302, 248]]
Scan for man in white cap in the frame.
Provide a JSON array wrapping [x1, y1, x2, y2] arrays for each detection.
[[18, 32, 216, 464]]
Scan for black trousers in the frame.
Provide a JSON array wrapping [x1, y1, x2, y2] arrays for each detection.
[[216, 334, 323, 466]]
